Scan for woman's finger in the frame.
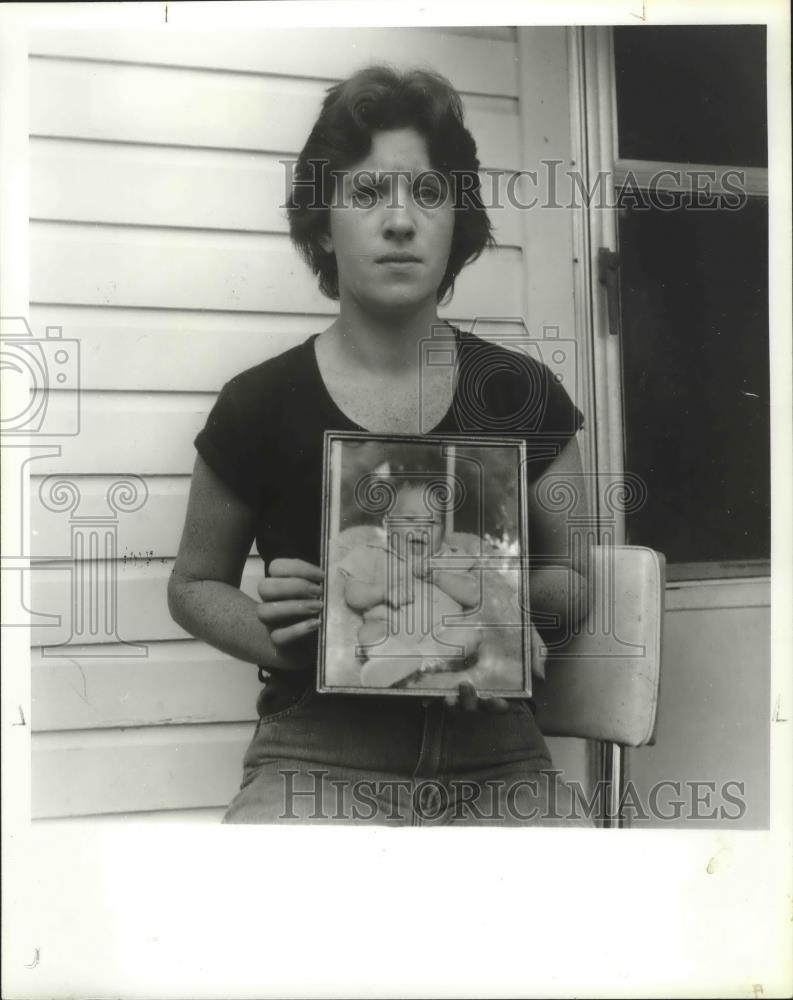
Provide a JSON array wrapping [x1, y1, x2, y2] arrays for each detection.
[[257, 599, 323, 623], [458, 682, 479, 712], [258, 576, 322, 601], [481, 696, 510, 713], [444, 687, 509, 712], [268, 559, 324, 582], [270, 617, 321, 645], [530, 625, 547, 677]]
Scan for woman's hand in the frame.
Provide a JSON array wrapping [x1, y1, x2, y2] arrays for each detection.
[[256, 558, 324, 645], [443, 681, 509, 713], [443, 627, 545, 711]]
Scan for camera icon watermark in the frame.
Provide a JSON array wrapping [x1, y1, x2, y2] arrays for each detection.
[[419, 317, 579, 440], [0, 316, 80, 436], [415, 320, 654, 655], [1, 316, 149, 657]]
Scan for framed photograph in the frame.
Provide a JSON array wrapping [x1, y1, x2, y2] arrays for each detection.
[[318, 431, 531, 696]]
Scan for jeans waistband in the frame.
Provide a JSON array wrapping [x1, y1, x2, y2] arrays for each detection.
[[249, 674, 549, 779]]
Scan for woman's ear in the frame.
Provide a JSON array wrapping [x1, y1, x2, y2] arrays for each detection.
[[318, 232, 334, 254]]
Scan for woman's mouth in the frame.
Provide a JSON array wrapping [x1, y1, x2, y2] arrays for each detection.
[[376, 253, 421, 265]]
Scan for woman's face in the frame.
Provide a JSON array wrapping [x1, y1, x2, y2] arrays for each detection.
[[323, 128, 455, 315]]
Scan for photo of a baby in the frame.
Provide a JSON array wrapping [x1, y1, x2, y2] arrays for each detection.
[[320, 433, 531, 696]]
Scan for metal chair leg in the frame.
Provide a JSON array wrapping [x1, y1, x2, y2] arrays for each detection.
[[599, 741, 625, 828]]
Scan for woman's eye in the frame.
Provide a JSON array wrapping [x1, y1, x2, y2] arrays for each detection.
[[413, 177, 445, 207], [350, 186, 376, 208]]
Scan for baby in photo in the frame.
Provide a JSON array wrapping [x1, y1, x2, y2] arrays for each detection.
[[338, 478, 484, 688]]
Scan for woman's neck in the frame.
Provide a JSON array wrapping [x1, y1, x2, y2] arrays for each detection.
[[327, 296, 450, 374]]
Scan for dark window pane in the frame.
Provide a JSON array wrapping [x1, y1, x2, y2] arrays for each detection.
[[614, 25, 767, 167], [618, 195, 769, 565]]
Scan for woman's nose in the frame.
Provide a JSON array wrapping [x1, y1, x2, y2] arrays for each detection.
[[382, 210, 416, 240], [382, 182, 416, 240]]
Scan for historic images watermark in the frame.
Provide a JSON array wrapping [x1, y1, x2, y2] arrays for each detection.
[[277, 768, 748, 824], [280, 159, 753, 213]]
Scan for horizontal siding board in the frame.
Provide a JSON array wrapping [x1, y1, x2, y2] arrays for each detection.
[[32, 721, 252, 817], [30, 139, 523, 248], [30, 558, 262, 647], [27, 306, 325, 393], [30, 59, 520, 169], [29, 59, 336, 153], [31, 225, 328, 314], [31, 142, 297, 236], [31, 474, 196, 558], [29, 27, 519, 97], [30, 223, 523, 316], [32, 640, 260, 731], [23, 391, 213, 474]]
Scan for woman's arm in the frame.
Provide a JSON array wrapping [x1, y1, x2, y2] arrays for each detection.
[[527, 436, 592, 643], [167, 455, 321, 669]]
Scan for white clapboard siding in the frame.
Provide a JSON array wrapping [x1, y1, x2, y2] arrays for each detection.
[[27, 306, 541, 392], [24, 392, 213, 475], [31, 474, 196, 558], [30, 558, 262, 648], [30, 59, 520, 170], [28, 306, 335, 392], [30, 140, 523, 248], [32, 722, 253, 818], [29, 28, 519, 97], [30, 143, 299, 235], [32, 640, 260, 731], [30, 223, 523, 316]]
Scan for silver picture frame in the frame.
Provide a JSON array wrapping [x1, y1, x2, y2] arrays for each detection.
[[318, 430, 532, 697]]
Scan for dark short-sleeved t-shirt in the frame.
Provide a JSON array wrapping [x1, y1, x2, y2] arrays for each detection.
[[195, 327, 584, 570]]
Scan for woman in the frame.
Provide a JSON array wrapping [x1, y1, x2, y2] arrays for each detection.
[[168, 66, 591, 825]]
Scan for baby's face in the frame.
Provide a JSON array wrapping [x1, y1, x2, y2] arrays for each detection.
[[387, 486, 445, 556]]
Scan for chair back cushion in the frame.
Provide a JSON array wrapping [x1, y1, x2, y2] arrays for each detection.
[[533, 546, 665, 746]]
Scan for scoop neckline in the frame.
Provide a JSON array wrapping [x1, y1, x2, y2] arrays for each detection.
[[307, 324, 462, 435]]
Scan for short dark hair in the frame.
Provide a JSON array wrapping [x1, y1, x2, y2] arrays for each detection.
[[287, 65, 495, 303]]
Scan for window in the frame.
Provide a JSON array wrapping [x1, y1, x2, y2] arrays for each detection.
[[612, 25, 769, 579]]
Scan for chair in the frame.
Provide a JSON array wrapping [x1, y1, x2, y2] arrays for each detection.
[[533, 545, 666, 828]]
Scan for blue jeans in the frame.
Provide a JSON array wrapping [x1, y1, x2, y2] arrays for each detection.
[[223, 673, 591, 826]]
